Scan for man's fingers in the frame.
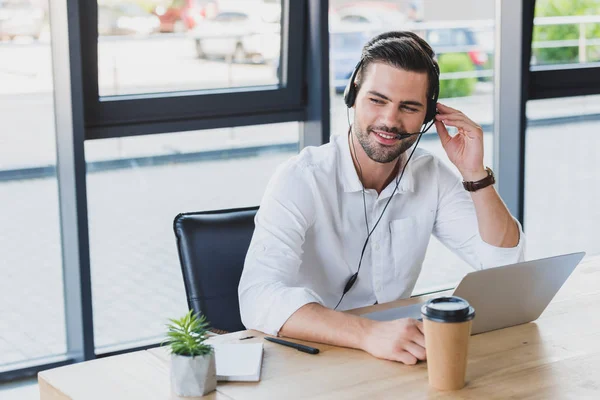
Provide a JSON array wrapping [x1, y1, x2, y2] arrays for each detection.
[[436, 111, 480, 132], [436, 102, 461, 114], [437, 103, 481, 128], [434, 120, 452, 145], [437, 118, 480, 137], [415, 319, 425, 335], [392, 350, 418, 365], [410, 329, 426, 348], [436, 113, 467, 123], [401, 318, 426, 347], [437, 114, 481, 131], [407, 320, 426, 348], [404, 341, 427, 361]]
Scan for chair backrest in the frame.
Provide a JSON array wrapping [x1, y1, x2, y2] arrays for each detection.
[[173, 206, 258, 333]]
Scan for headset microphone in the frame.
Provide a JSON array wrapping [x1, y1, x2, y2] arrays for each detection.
[[393, 119, 437, 140]]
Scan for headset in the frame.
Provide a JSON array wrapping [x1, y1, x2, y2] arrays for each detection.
[[334, 32, 441, 310], [343, 32, 440, 125]]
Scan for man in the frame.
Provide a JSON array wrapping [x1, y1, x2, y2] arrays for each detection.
[[238, 31, 524, 365]]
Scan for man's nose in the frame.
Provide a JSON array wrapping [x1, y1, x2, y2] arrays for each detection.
[[381, 105, 401, 128]]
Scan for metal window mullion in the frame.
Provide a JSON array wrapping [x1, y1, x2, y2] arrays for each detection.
[[301, 0, 330, 148], [50, 0, 95, 361], [493, 0, 535, 224]]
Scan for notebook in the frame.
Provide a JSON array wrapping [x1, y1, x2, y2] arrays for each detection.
[[213, 343, 264, 382]]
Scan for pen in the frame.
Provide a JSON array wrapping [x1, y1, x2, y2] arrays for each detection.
[[264, 337, 320, 354]]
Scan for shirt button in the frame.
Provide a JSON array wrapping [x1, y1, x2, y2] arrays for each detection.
[[374, 243, 380, 251]]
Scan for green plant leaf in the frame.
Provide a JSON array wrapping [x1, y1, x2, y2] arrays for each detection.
[[162, 310, 213, 356]]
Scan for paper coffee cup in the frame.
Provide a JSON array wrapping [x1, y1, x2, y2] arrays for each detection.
[[421, 296, 475, 391]]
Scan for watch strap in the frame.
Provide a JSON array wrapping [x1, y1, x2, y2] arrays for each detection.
[[463, 167, 495, 192]]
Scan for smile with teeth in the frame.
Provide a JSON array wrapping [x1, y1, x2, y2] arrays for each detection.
[[373, 130, 396, 140]]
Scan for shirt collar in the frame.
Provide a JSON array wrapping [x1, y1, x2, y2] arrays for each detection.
[[336, 132, 415, 195]]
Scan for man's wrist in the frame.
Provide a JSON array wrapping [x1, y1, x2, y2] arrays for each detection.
[[462, 167, 495, 193], [460, 168, 487, 182], [358, 318, 378, 351]]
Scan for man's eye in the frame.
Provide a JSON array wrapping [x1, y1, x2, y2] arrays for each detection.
[[369, 98, 383, 104], [402, 105, 418, 112]]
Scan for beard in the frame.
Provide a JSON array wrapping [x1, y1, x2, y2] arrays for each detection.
[[352, 121, 419, 164]]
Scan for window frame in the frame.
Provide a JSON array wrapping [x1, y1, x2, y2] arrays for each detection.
[[79, 0, 307, 140], [529, 63, 600, 100]]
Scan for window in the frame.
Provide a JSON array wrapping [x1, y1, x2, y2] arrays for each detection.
[[524, 96, 600, 259], [87, 0, 305, 139], [329, 0, 496, 294], [532, 0, 600, 66], [98, 3, 281, 96], [524, 1, 600, 260], [97, 1, 280, 97], [0, 0, 67, 370], [87, 122, 300, 351]]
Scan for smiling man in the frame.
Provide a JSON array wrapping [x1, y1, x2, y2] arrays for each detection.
[[238, 31, 524, 365]]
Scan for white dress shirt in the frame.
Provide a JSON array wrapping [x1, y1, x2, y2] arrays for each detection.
[[238, 133, 525, 336]]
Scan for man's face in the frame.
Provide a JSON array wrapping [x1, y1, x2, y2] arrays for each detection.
[[352, 62, 429, 164]]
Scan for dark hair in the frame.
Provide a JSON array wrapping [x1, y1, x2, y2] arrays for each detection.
[[355, 31, 439, 103]]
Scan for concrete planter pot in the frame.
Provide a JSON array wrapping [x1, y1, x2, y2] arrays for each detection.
[[170, 352, 217, 397]]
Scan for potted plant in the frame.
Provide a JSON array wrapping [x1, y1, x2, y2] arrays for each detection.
[[163, 309, 217, 397]]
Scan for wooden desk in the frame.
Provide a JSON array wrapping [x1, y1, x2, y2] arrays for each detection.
[[39, 256, 600, 399]]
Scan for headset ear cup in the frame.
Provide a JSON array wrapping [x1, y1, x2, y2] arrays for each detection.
[[424, 61, 440, 124], [425, 99, 436, 124], [344, 83, 356, 108], [344, 60, 363, 108]]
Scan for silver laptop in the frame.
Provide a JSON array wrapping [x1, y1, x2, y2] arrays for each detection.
[[363, 252, 586, 335]]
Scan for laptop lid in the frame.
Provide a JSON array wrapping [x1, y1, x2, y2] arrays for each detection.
[[362, 252, 586, 335], [454, 252, 586, 334]]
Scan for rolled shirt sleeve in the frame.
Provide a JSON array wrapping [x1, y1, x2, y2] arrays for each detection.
[[432, 160, 525, 270], [238, 161, 324, 336]]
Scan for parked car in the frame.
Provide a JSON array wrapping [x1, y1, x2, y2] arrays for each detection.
[[333, 1, 408, 28], [153, 0, 217, 33], [424, 27, 489, 72], [329, 1, 490, 91], [329, 23, 488, 92], [98, 3, 160, 36], [329, 22, 375, 92], [0, 0, 45, 41], [189, 3, 280, 64]]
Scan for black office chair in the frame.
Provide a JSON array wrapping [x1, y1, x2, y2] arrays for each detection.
[[173, 206, 258, 334]]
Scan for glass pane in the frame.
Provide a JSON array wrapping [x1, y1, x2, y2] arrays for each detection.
[[97, 0, 282, 97], [0, 0, 67, 369], [532, 0, 600, 66], [329, 0, 495, 295], [87, 122, 299, 351], [525, 95, 600, 259]]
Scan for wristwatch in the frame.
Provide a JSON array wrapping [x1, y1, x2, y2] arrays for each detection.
[[463, 167, 495, 192]]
